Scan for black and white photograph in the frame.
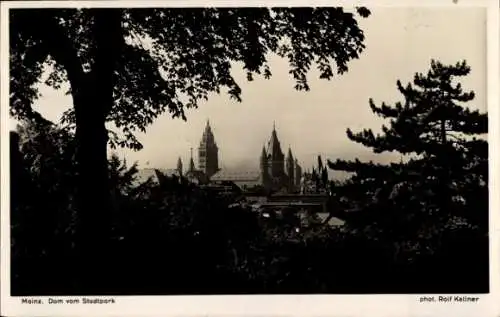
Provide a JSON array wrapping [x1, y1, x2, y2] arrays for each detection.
[[1, 0, 498, 316]]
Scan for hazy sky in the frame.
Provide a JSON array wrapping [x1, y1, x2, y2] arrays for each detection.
[[11, 7, 487, 177]]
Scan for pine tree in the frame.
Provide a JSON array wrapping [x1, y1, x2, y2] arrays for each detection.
[[328, 60, 487, 242]]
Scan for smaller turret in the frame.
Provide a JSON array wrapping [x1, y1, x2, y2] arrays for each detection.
[[260, 146, 268, 166], [286, 147, 295, 190], [177, 157, 183, 177], [189, 148, 195, 172], [286, 147, 294, 164], [294, 158, 302, 189]]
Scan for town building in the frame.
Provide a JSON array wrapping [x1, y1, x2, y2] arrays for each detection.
[[131, 120, 344, 226]]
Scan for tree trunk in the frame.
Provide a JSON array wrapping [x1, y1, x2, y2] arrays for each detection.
[[71, 79, 111, 292], [16, 9, 123, 293], [437, 117, 452, 223], [70, 9, 123, 293]]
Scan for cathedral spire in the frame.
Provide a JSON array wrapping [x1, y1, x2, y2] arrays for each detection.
[[286, 146, 295, 189], [268, 122, 283, 159], [287, 146, 294, 162], [198, 120, 219, 178], [177, 156, 183, 176], [189, 147, 195, 172], [204, 119, 212, 135]]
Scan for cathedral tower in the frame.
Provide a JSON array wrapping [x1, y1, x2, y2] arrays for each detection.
[[266, 122, 285, 178], [198, 120, 219, 179], [257, 122, 302, 192]]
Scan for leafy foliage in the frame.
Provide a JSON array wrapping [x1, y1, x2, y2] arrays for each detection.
[[10, 7, 370, 149], [10, 121, 148, 294], [10, 9, 373, 278]]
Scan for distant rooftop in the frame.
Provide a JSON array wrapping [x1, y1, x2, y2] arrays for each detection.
[[211, 169, 260, 181]]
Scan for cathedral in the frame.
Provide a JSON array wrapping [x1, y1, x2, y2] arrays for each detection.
[[174, 120, 303, 192]]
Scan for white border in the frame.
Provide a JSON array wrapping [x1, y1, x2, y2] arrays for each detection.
[[0, 0, 496, 8], [1, 1, 498, 317], [488, 1, 500, 315]]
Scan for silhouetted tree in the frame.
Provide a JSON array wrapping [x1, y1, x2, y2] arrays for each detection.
[[330, 60, 487, 228], [10, 121, 144, 294], [108, 153, 139, 195], [10, 119, 78, 294], [10, 8, 371, 276], [327, 60, 488, 291]]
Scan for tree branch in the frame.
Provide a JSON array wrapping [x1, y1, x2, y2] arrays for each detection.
[[33, 10, 87, 93]]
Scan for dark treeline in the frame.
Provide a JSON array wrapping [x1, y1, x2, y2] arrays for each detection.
[[10, 59, 488, 295]]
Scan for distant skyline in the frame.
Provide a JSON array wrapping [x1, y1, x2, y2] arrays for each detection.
[[10, 7, 487, 179]]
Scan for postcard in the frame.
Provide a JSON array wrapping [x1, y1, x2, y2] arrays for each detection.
[[1, 0, 498, 316]]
